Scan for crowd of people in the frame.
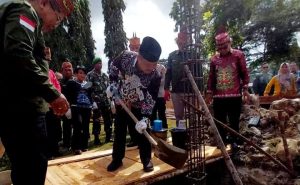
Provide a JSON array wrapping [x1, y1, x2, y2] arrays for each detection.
[[1, 0, 300, 184], [253, 61, 300, 97]]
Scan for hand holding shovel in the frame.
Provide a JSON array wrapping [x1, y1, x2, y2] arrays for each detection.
[[106, 84, 188, 169]]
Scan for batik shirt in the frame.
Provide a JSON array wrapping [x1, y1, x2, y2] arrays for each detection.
[[86, 70, 110, 107], [207, 49, 249, 98], [109, 51, 161, 115]]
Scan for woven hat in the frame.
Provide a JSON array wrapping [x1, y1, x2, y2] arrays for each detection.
[[129, 33, 140, 46]]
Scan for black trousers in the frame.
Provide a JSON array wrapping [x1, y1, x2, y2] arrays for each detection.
[[61, 116, 72, 148], [71, 107, 92, 150], [213, 97, 242, 144], [92, 104, 112, 141], [112, 107, 152, 165], [0, 110, 48, 185], [127, 113, 139, 144], [150, 97, 167, 128], [46, 109, 62, 157]]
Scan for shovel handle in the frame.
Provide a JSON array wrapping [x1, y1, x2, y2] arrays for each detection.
[[142, 130, 158, 146], [117, 98, 158, 146]]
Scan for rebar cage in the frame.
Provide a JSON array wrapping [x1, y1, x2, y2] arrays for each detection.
[[176, 0, 207, 184]]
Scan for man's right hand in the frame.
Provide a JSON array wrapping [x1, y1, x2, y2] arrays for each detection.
[[106, 84, 118, 99], [135, 119, 147, 134], [106, 85, 113, 98], [50, 94, 69, 116], [205, 92, 213, 105]]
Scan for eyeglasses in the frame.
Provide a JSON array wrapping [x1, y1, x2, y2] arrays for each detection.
[[262, 66, 269, 69]]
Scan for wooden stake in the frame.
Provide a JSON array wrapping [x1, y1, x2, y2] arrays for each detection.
[[278, 111, 294, 173]]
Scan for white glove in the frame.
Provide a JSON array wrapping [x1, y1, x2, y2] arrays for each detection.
[[65, 108, 72, 119], [92, 102, 98, 110], [106, 85, 113, 98], [110, 101, 116, 114], [135, 120, 147, 134]]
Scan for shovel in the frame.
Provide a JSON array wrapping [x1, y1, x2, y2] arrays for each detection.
[[116, 97, 188, 169]]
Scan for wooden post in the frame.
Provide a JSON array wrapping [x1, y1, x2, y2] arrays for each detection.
[[278, 111, 294, 172]]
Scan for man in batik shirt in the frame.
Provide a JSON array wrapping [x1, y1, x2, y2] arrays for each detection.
[[107, 36, 161, 173]]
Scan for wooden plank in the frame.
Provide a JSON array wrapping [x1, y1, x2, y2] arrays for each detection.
[[48, 149, 113, 166], [96, 156, 143, 185], [86, 158, 115, 180], [204, 145, 230, 160], [59, 163, 87, 184], [46, 168, 61, 185], [48, 147, 139, 166], [45, 144, 228, 185], [124, 149, 142, 162], [46, 166, 70, 185]]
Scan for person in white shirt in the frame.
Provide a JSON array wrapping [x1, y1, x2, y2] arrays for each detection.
[[150, 64, 167, 128]]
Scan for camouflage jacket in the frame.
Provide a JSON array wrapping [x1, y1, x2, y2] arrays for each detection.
[[165, 50, 189, 93], [86, 69, 110, 107], [0, 0, 60, 112]]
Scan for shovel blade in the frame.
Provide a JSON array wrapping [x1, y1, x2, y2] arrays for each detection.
[[154, 138, 188, 169]]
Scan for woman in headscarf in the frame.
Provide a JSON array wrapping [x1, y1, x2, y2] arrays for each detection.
[[264, 62, 297, 96]]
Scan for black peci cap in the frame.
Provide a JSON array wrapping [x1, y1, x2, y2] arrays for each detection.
[[139, 36, 162, 62]]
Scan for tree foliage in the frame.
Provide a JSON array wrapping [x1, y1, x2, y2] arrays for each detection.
[[170, 0, 300, 71], [44, 0, 95, 71], [102, 0, 127, 60], [243, 0, 300, 67]]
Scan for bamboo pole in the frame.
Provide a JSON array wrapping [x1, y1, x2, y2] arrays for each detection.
[[183, 65, 244, 185]]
